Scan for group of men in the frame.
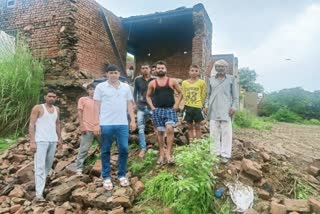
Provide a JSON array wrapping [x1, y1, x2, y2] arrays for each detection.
[[28, 59, 238, 201]]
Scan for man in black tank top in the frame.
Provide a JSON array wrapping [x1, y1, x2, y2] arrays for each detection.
[[146, 60, 182, 165]]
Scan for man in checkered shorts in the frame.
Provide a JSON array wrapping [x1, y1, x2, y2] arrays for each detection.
[[146, 60, 182, 165]]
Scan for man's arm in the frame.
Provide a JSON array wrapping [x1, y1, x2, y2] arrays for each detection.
[[146, 80, 155, 110], [231, 76, 239, 111], [128, 100, 137, 131], [172, 79, 182, 110], [93, 100, 101, 135], [29, 105, 39, 152], [133, 78, 138, 103], [204, 78, 211, 114], [56, 107, 62, 145]]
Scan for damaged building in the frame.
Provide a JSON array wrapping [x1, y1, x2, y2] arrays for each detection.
[[0, 0, 212, 80], [0, 0, 212, 116]]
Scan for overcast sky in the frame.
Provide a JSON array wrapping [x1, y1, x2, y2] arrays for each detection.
[[96, 0, 319, 92]]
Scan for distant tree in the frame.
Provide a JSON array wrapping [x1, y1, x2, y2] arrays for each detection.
[[260, 87, 320, 119], [239, 67, 264, 93]]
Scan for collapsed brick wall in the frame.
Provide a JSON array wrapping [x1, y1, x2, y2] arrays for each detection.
[[75, 0, 127, 78]]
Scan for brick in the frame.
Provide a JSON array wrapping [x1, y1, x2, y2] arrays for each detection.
[[270, 202, 287, 214], [257, 189, 270, 200], [283, 199, 310, 212], [309, 197, 320, 213], [91, 160, 101, 177], [308, 165, 320, 177], [241, 159, 263, 180]]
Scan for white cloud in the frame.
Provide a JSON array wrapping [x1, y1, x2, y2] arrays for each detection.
[[239, 3, 320, 91]]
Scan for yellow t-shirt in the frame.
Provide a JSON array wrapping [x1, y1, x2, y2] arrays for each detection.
[[182, 79, 206, 108]]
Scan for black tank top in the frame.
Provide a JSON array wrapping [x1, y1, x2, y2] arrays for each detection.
[[153, 78, 175, 108]]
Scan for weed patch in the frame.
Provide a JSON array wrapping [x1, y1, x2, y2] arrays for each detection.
[[234, 110, 272, 130], [129, 149, 157, 176], [140, 138, 218, 214]]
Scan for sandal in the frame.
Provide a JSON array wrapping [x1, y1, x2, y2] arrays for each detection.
[[119, 177, 130, 187], [156, 157, 164, 165], [103, 178, 113, 191]]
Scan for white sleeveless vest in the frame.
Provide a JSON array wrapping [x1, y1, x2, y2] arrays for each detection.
[[35, 104, 58, 142]]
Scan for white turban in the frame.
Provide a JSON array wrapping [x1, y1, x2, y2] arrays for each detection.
[[214, 59, 229, 67]]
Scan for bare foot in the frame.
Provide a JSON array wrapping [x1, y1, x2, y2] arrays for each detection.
[[138, 150, 146, 158]]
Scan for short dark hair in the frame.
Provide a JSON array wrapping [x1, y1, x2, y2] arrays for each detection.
[[141, 62, 150, 68], [46, 88, 57, 95], [151, 64, 156, 68], [106, 65, 120, 73], [190, 64, 199, 69], [155, 60, 167, 67], [87, 83, 95, 89]]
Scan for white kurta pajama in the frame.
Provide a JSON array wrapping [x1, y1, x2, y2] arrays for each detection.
[[206, 74, 239, 158]]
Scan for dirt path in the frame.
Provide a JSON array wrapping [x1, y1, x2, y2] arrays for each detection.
[[234, 122, 320, 169]]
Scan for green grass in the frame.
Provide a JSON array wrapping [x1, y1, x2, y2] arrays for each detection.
[[140, 138, 218, 214], [294, 180, 314, 199], [234, 110, 272, 130], [0, 132, 23, 154], [128, 149, 157, 176], [0, 35, 44, 136], [302, 119, 320, 125]]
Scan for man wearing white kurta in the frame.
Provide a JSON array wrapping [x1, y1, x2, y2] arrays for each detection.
[[205, 60, 239, 163]]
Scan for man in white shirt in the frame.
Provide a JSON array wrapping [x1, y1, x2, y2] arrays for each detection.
[[93, 65, 136, 190]]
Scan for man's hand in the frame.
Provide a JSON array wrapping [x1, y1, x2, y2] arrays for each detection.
[[93, 125, 101, 136], [204, 107, 208, 115], [130, 121, 137, 132], [173, 104, 179, 111], [30, 141, 36, 153], [229, 107, 236, 117]]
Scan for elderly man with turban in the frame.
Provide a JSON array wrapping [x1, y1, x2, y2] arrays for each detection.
[[205, 59, 239, 163]]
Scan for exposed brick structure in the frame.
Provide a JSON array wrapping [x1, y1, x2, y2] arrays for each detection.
[[0, 0, 126, 82], [75, 0, 127, 78], [122, 4, 212, 80], [0, 1, 213, 117]]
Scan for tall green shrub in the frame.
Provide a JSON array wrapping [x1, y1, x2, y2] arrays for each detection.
[[0, 36, 44, 136]]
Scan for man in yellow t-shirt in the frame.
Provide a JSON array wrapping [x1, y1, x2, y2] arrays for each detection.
[[181, 65, 206, 142]]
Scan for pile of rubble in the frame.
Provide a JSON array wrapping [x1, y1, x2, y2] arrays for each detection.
[[214, 136, 320, 214], [1, 115, 320, 213], [0, 116, 146, 214]]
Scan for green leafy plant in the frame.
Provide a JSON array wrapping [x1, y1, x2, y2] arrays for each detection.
[[129, 149, 157, 176], [0, 35, 44, 136], [234, 110, 272, 130], [141, 138, 218, 214], [294, 181, 313, 199]]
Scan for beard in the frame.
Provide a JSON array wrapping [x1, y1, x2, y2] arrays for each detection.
[[157, 71, 166, 77]]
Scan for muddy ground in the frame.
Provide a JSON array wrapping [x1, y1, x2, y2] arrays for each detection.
[[234, 122, 320, 170]]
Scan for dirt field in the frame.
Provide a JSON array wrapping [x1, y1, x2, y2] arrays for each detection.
[[234, 122, 320, 170]]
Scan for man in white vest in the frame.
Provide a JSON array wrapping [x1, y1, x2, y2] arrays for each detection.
[[29, 88, 61, 202]]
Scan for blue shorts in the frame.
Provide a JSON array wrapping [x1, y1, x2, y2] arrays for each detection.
[[151, 108, 178, 132]]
